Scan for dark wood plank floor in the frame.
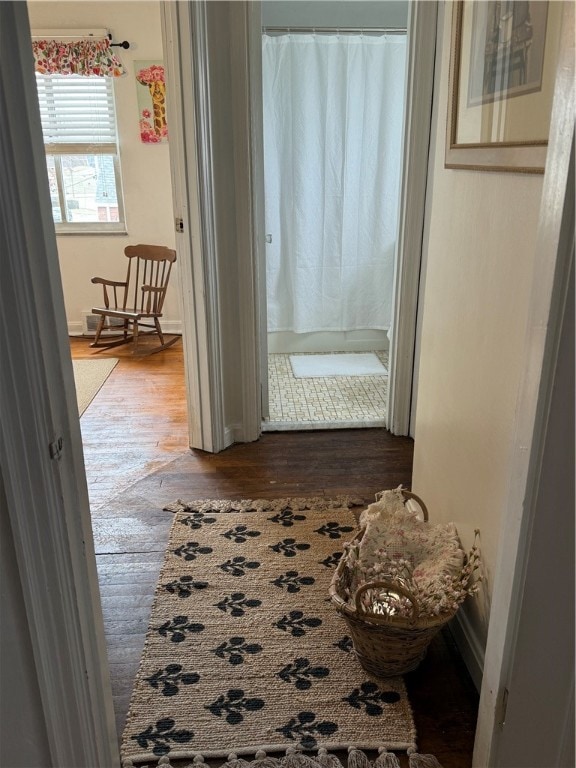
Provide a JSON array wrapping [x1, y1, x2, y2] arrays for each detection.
[[72, 338, 478, 767]]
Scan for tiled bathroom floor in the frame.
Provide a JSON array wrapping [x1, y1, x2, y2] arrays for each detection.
[[263, 351, 389, 431]]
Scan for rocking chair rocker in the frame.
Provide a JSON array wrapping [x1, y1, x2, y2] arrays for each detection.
[[90, 244, 178, 355]]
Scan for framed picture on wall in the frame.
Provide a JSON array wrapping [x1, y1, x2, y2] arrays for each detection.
[[445, 1, 562, 173]]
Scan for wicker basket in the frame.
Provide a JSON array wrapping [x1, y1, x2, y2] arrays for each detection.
[[328, 490, 458, 677]]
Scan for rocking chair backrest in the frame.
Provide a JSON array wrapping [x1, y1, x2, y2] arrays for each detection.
[[123, 244, 176, 316]]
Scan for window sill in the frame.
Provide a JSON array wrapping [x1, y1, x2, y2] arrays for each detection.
[[55, 228, 128, 236]]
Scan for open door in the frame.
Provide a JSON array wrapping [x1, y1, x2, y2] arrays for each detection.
[[1, 3, 118, 764]]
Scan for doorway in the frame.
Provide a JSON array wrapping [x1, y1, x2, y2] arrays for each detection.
[[260, 24, 407, 431], [156, 0, 436, 454], [25, 0, 189, 472]]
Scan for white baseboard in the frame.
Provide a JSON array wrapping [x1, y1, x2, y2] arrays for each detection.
[[224, 423, 243, 448], [67, 321, 84, 336], [67, 320, 183, 337], [448, 608, 485, 692]]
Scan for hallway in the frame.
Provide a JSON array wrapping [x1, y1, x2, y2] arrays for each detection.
[[72, 339, 477, 766]]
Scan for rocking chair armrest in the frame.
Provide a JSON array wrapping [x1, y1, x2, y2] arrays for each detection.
[[140, 285, 164, 293], [91, 277, 128, 287]]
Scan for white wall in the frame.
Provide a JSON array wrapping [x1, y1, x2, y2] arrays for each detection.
[[412, 3, 545, 667], [27, 1, 180, 333], [261, 1, 408, 28]]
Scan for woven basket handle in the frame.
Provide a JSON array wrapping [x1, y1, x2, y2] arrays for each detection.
[[400, 489, 428, 522], [354, 579, 419, 624]]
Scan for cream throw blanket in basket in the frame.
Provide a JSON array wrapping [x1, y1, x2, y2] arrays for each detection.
[[349, 488, 465, 605]]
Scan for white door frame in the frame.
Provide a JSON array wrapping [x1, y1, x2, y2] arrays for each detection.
[[1, 3, 118, 764], [161, 0, 226, 453], [473, 5, 575, 764], [161, 0, 262, 451], [254, 2, 436, 435], [387, 0, 438, 436]]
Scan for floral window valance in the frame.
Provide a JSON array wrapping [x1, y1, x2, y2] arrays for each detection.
[[33, 38, 125, 77]]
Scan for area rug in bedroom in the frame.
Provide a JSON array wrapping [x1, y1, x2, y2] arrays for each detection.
[[121, 497, 417, 765], [72, 358, 118, 415]]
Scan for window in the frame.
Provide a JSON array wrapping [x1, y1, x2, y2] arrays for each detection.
[[35, 74, 125, 232]]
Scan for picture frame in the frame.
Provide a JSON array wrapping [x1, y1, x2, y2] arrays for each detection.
[[445, 1, 562, 173]]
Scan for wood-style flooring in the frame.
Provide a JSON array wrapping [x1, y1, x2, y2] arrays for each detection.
[[72, 338, 478, 767]]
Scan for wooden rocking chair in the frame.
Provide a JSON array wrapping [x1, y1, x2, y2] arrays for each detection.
[[90, 244, 178, 355]]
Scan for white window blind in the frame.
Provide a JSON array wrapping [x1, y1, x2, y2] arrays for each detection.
[[35, 74, 117, 148], [34, 72, 125, 231]]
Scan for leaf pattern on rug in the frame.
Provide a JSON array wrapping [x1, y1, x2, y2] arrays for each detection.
[[173, 541, 214, 561], [275, 711, 338, 750], [277, 658, 330, 690], [334, 635, 354, 653], [131, 717, 194, 756], [215, 592, 262, 616], [162, 575, 209, 598], [157, 615, 205, 643], [221, 525, 262, 543], [343, 682, 402, 715], [267, 508, 307, 527], [313, 522, 355, 539], [212, 636, 263, 665], [219, 556, 261, 577], [179, 511, 217, 530], [270, 570, 315, 592], [206, 689, 265, 725], [270, 538, 311, 557], [145, 664, 200, 697], [319, 551, 343, 569], [274, 610, 322, 637]]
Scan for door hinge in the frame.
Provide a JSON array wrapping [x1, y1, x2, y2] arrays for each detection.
[[498, 687, 509, 727], [49, 436, 63, 461], [175, 218, 184, 234]]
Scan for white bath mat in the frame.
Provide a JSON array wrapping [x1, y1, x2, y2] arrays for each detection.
[[289, 353, 388, 378]]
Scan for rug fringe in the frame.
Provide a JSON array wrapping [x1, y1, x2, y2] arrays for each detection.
[[374, 747, 401, 768], [346, 746, 371, 768], [408, 750, 444, 768], [163, 496, 367, 516], [122, 746, 443, 768], [316, 747, 345, 768]]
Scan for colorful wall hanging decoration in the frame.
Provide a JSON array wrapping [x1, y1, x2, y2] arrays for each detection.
[[135, 61, 168, 143]]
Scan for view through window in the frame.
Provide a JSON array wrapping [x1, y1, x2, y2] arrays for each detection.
[[35, 74, 125, 232]]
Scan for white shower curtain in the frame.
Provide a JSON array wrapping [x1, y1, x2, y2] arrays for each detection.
[[263, 33, 407, 333]]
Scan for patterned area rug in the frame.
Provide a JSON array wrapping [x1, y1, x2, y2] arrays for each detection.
[[121, 498, 417, 765]]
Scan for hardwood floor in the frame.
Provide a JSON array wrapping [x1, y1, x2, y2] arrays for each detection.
[[71, 336, 189, 510], [71, 338, 478, 767]]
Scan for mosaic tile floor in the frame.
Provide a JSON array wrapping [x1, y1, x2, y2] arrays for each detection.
[[264, 351, 389, 431]]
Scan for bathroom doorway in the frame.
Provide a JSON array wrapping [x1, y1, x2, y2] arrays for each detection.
[[260, 14, 408, 431]]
